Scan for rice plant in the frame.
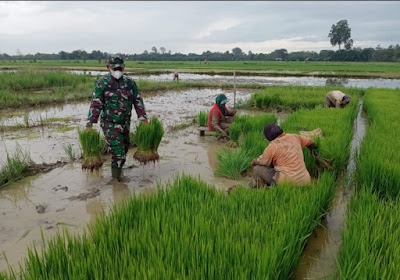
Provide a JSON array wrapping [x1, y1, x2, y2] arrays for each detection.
[[248, 85, 362, 111], [197, 111, 208, 127], [337, 189, 400, 279], [78, 128, 105, 170], [133, 117, 164, 164], [229, 114, 277, 143], [0, 144, 33, 188], [129, 132, 137, 148], [358, 88, 400, 198], [2, 173, 335, 279], [215, 147, 254, 179], [62, 143, 76, 162]]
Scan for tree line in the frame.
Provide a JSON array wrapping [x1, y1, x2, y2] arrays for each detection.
[[1, 45, 399, 63]]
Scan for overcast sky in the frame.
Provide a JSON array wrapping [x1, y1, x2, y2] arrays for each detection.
[[1, 1, 399, 56]]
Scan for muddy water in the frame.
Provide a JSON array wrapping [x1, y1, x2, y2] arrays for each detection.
[[0, 88, 259, 271], [69, 70, 400, 89], [0, 88, 253, 166], [292, 100, 367, 279]]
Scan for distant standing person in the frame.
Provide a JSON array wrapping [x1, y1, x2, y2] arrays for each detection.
[[173, 72, 179, 82], [324, 90, 351, 108], [250, 123, 317, 188], [208, 94, 236, 139], [86, 56, 148, 181]]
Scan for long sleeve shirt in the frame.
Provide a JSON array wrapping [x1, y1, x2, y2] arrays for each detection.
[[87, 73, 147, 126]]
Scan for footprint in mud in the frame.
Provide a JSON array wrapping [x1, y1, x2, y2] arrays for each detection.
[[52, 184, 68, 192], [67, 188, 100, 201], [35, 205, 47, 214], [138, 179, 153, 188]]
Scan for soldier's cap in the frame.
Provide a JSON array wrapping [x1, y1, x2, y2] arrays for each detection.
[[108, 56, 125, 69]]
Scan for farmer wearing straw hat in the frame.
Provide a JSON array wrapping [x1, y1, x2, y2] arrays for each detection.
[[324, 90, 351, 108], [208, 94, 236, 139], [250, 123, 317, 188], [86, 55, 148, 181]]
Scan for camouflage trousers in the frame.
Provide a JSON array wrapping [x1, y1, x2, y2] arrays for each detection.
[[101, 121, 130, 168]]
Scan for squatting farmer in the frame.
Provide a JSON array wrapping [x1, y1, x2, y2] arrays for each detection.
[[173, 72, 179, 81], [324, 90, 351, 108], [250, 123, 317, 188], [207, 94, 236, 139], [86, 56, 148, 181]]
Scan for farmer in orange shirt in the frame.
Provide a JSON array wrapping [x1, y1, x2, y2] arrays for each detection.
[[250, 123, 317, 188], [208, 94, 236, 139]]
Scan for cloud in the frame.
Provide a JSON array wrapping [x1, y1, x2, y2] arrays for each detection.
[[193, 18, 243, 40]]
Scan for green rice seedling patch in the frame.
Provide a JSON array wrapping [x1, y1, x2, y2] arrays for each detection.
[[358, 88, 400, 198], [133, 117, 164, 164], [248, 85, 362, 111], [337, 190, 400, 279], [217, 114, 275, 179], [3, 173, 335, 279], [78, 128, 105, 170], [280, 98, 358, 177], [0, 145, 33, 188]]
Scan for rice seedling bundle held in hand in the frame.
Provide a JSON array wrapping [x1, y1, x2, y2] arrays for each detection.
[[133, 117, 164, 164], [78, 128, 105, 170]]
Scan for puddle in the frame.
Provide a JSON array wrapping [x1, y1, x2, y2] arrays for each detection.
[[69, 70, 400, 89], [291, 99, 367, 279]]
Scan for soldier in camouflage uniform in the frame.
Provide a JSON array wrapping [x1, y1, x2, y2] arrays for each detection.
[[86, 56, 148, 181]]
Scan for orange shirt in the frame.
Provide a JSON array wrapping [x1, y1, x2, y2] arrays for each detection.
[[257, 133, 314, 186]]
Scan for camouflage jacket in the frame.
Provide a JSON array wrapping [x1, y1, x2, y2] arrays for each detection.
[[87, 73, 147, 126]]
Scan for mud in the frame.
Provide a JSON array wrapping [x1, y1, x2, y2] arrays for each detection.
[[0, 88, 258, 271], [68, 188, 100, 201], [291, 99, 367, 279], [26, 161, 69, 174]]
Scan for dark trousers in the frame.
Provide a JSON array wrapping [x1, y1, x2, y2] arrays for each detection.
[[251, 166, 277, 188]]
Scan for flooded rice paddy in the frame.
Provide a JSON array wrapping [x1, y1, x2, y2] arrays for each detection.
[[69, 70, 400, 89], [0, 88, 256, 270], [0, 83, 367, 277]]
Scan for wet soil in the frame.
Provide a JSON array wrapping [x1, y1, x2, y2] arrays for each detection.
[[26, 161, 69, 174], [0, 88, 255, 271], [291, 100, 367, 279]]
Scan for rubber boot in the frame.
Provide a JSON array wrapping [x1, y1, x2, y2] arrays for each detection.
[[111, 167, 122, 182]]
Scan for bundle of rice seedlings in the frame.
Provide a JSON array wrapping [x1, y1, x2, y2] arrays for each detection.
[[197, 111, 208, 126], [129, 132, 137, 148], [78, 128, 105, 170], [133, 117, 164, 164]]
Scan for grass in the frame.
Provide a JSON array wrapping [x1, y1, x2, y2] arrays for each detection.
[[337, 189, 400, 279], [78, 128, 105, 170], [215, 147, 255, 180], [247, 85, 363, 111], [357, 88, 400, 198], [133, 117, 164, 164], [0, 145, 33, 188], [2, 60, 400, 78], [1, 173, 335, 279]]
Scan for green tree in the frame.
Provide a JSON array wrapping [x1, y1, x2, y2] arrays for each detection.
[[328, 20, 353, 50], [81, 51, 87, 63], [232, 47, 243, 56]]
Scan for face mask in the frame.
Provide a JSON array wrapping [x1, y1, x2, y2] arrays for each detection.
[[220, 99, 227, 105], [110, 69, 123, 79]]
